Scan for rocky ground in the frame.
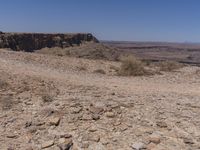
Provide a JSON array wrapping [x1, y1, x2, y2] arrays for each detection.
[[0, 49, 200, 150]]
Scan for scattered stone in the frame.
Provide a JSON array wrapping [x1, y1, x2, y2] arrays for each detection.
[[88, 143, 105, 150], [41, 140, 54, 149], [183, 138, 194, 145], [105, 112, 115, 118], [25, 101, 33, 105], [58, 138, 73, 150], [146, 143, 156, 150], [111, 92, 115, 95], [110, 103, 119, 109], [60, 133, 72, 139], [82, 114, 92, 120], [88, 134, 100, 142], [49, 117, 60, 126], [92, 114, 100, 120], [25, 121, 32, 128], [113, 121, 121, 126], [81, 141, 89, 148], [131, 142, 145, 150], [149, 136, 161, 144], [156, 121, 167, 128], [58, 138, 66, 144], [33, 119, 45, 126], [70, 103, 80, 107], [25, 146, 33, 150], [89, 126, 97, 132], [27, 126, 38, 133], [101, 138, 109, 145], [89, 104, 104, 114], [71, 107, 82, 114], [7, 134, 18, 138], [112, 138, 118, 142]]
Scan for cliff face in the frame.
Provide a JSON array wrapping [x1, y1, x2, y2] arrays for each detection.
[[0, 32, 98, 52]]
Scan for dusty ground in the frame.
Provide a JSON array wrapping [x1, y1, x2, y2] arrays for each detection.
[[0, 49, 200, 150]]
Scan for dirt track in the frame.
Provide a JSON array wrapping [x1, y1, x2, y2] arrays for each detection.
[[0, 49, 200, 150]]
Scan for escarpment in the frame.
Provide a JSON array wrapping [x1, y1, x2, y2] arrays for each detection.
[[0, 32, 98, 52]]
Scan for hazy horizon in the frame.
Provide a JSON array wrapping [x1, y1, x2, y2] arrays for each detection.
[[1, 0, 200, 43]]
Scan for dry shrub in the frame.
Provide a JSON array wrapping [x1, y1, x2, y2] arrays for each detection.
[[110, 65, 119, 72], [118, 55, 147, 76], [142, 59, 152, 66], [196, 69, 200, 76], [0, 79, 9, 89], [77, 66, 87, 71], [37, 47, 68, 57], [0, 95, 13, 110], [42, 94, 54, 103], [158, 61, 183, 72], [93, 69, 106, 74]]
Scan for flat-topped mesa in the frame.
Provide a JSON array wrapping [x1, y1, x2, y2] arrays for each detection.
[[0, 32, 99, 52]]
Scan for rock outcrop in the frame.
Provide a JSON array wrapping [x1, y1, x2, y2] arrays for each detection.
[[0, 32, 98, 52]]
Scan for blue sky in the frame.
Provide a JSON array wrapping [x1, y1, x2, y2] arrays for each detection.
[[0, 0, 200, 42]]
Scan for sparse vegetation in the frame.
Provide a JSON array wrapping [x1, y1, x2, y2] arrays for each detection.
[[77, 66, 87, 71], [0, 79, 8, 89], [42, 94, 54, 103], [37, 43, 121, 61], [118, 55, 147, 76], [158, 61, 183, 72], [196, 69, 200, 76], [1, 95, 13, 110], [110, 65, 119, 72], [142, 59, 152, 66]]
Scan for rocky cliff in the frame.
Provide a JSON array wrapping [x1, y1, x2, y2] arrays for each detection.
[[0, 32, 98, 52]]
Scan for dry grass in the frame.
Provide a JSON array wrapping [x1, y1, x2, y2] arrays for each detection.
[[158, 61, 183, 72], [77, 66, 87, 71], [42, 94, 54, 103], [36, 47, 70, 57], [195, 69, 200, 76], [0, 79, 9, 89], [37, 43, 121, 61], [118, 55, 148, 76], [110, 65, 119, 72], [0, 95, 13, 110]]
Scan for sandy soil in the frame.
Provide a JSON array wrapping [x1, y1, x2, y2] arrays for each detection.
[[0, 49, 200, 150]]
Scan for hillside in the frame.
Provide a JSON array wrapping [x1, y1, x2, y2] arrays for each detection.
[[0, 49, 200, 149]]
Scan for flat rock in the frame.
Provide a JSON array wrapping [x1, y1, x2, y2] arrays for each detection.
[[41, 140, 54, 149], [58, 138, 73, 150], [86, 134, 100, 142], [59, 133, 72, 139], [92, 114, 100, 120], [156, 121, 167, 128], [81, 141, 89, 148], [149, 136, 161, 144], [71, 107, 82, 114], [131, 142, 145, 150], [7, 134, 18, 138], [82, 114, 92, 120], [88, 126, 98, 132], [146, 143, 157, 150], [49, 117, 60, 126], [183, 138, 194, 145], [105, 112, 115, 118], [89, 105, 104, 114]]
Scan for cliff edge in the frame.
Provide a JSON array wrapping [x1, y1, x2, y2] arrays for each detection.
[[0, 32, 98, 52]]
